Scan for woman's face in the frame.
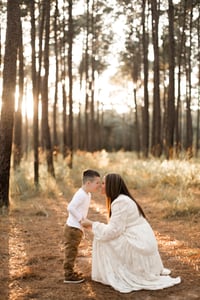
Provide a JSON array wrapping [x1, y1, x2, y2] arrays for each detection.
[[101, 176, 106, 194]]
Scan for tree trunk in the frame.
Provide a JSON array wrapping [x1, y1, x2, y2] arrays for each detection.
[[53, 0, 59, 157], [30, 0, 40, 186], [13, 16, 24, 169], [42, 0, 55, 177], [195, 9, 200, 157], [185, 5, 193, 158], [150, 0, 162, 157], [84, 0, 90, 151], [134, 88, 141, 157], [142, 0, 149, 158], [61, 2, 68, 159], [0, 0, 20, 210], [67, 0, 73, 168], [175, 0, 187, 157], [165, 0, 175, 159], [90, 0, 95, 152]]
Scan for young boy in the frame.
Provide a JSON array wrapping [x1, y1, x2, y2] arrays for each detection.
[[63, 169, 101, 283]]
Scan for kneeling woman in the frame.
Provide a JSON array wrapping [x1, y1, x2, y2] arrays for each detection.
[[81, 173, 181, 293]]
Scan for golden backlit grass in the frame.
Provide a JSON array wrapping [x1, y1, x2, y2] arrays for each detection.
[[10, 150, 200, 218]]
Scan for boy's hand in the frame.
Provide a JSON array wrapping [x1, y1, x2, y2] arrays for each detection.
[[81, 218, 93, 228]]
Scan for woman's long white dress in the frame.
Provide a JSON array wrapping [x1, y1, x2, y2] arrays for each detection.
[[91, 195, 181, 293]]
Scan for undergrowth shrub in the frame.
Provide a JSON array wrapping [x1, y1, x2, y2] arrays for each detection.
[[10, 150, 200, 217]]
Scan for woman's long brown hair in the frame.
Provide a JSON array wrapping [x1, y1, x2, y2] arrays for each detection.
[[105, 173, 146, 218]]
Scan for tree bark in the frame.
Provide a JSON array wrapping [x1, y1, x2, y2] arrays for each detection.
[[165, 0, 175, 159], [142, 0, 149, 158], [150, 0, 162, 157], [185, 5, 193, 158], [42, 0, 55, 177], [175, 0, 187, 157], [0, 0, 20, 209], [195, 7, 200, 157], [13, 16, 24, 169], [53, 0, 59, 156], [67, 0, 73, 168]]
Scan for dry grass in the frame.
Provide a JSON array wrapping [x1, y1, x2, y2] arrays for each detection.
[[9, 150, 200, 218]]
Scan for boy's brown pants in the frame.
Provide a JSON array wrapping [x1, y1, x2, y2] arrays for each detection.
[[63, 224, 83, 278]]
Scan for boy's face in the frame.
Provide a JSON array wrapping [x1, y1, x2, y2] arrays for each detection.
[[87, 176, 101, 193]]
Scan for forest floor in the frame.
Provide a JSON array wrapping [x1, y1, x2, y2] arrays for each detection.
[[0, 188, 200, 300]]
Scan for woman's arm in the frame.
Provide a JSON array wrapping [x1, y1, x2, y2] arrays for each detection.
[[92, 198, 129, 241]]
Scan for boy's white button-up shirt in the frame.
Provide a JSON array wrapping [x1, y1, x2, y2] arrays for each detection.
[[66, 188, 91, 231]]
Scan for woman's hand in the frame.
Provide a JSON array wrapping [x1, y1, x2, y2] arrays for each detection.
[[81, 218, 93, 228]]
